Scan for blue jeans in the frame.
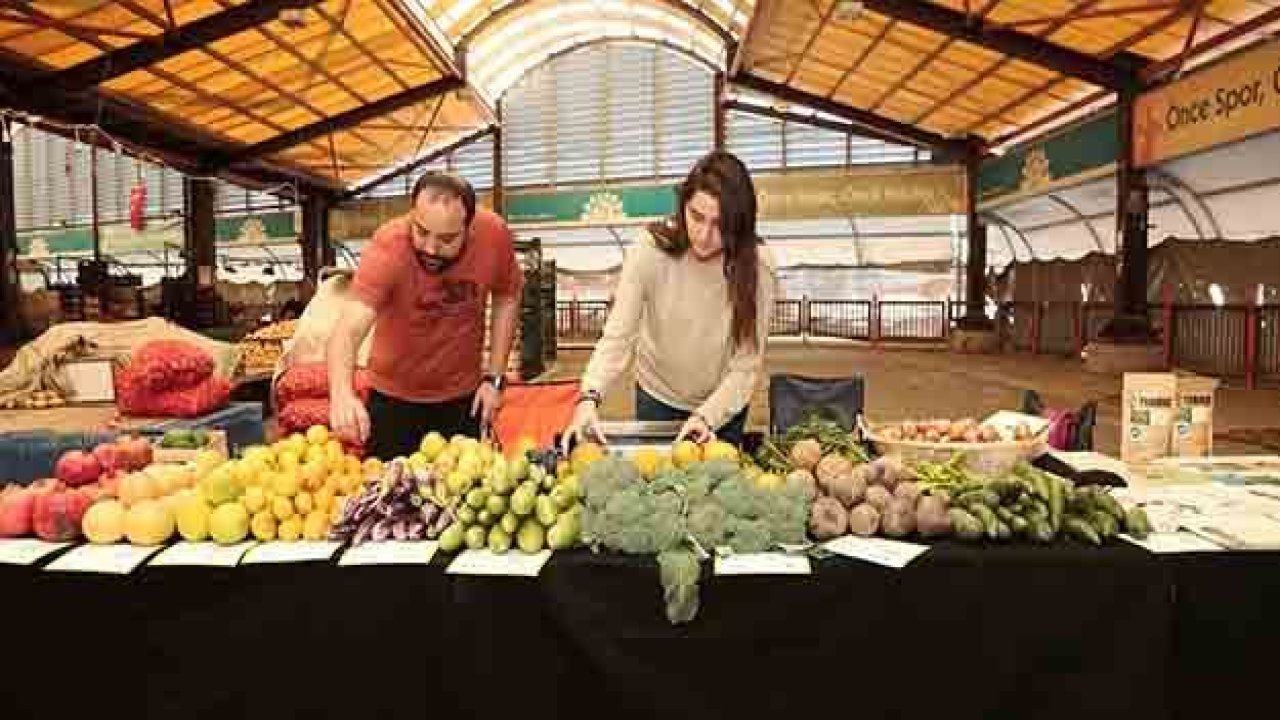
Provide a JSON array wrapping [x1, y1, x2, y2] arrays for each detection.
[[635, 386, 748, 446]]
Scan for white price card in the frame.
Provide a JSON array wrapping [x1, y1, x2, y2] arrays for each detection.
[[241, 541, 342, 565], [446, 549, 551, 577], [1121, 532, 1225, 554], [44, 544, 162, 575], [0, 539, 72, 566], [823, 536, 932, 569], [714, 552, 811, 576], [338, 541, 438, 566], [149, 542, 257, 567]]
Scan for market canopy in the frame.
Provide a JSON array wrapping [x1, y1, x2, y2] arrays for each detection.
[[0, 0, 1277, 193]]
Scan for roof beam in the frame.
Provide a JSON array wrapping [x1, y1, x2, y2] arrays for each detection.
[[857, 0, 1135, 90], [339, 125, 496, 202], [0, 62, 340, 196], [730, 71, 970, 154], [43, 0, 324, 94], [724, 99, 867, 136], [456, 0, 734, 51], [220, 74, 466, 166]]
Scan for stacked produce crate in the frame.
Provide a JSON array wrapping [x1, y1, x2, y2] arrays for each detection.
[[235, 320, 297, 378]]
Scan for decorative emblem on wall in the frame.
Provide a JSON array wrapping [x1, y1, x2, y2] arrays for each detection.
[[234, 217, 269, 244], [1018, 147, 1052, 192], [580, 192, 626, 222]]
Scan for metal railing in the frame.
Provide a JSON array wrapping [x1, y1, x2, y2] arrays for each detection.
[[807, 300, 872, 340], [552, 298, 1280, 386], [556, 300, 610, 342]]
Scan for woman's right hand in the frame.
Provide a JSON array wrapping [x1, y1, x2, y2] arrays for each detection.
[[330, 391, 371, 444], [562, 400, 607, 455]]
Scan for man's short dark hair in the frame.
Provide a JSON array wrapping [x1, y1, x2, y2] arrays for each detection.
[[411, 172, 477, 225]]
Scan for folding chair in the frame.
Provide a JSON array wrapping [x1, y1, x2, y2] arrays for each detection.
[[768, 374, 865, 436]]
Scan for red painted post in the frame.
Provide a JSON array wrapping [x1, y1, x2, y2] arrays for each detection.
[[1245, 299, 1258, 390], [1162, 282, 1175, 370]]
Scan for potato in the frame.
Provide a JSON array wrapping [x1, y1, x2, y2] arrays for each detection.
[[893, 481, 921, 506], [808, 496, 848, 541], [790, 439, 822, 471], [828, 471, 867, 509], [847, 503, 880, 537], [865, 485, 893, 512], [881, 498, 916, 538], [815, 454, 854, 493], [916, 496, 952, 538]]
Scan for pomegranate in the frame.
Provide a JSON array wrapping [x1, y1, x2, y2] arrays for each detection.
[[0, 489, 38, 537], [55, 450, 102, 488], [32, 490, 91, 542]]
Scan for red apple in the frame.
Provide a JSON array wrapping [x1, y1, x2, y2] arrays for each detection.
[[55, 450, 103, 488]]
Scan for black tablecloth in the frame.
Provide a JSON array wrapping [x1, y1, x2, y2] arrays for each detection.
[[1, 545, 1273, 720]]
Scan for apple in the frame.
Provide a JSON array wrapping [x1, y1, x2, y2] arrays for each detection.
[[55, 450, 103, 488]]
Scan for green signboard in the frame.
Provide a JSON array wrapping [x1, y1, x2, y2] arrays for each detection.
[[978, 111, 1119, 204], [17, 211, 297, 258], [505, 184, 678, 224]]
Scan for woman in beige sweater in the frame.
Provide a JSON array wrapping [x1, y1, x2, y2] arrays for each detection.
[[563, 151, 776, 448]]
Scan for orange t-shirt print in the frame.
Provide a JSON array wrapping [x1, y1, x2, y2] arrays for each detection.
[[350, 208, 523, 403]]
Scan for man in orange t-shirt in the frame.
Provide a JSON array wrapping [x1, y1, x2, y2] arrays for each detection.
[[327, 172, 523, 459]]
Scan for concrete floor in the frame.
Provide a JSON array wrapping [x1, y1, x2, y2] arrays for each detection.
[[545, 338, 1280, 456]]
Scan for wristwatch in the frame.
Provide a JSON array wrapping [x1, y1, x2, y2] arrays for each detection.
[[482, 372, 505, 392]]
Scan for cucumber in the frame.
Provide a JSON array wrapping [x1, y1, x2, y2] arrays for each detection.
[[1048, 476, 1065, 533], [1028, 519, 1055, 544]]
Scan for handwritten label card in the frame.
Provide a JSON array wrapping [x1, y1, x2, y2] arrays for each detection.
[[44, 544, 162, 575], [0, 539, 72, 566], [149, 542, 257, 567], [446, 549, 551, 577], [714, 552, 811, 576], [1121, 532, 1225, 554], [242, 541, 342, 565], [338, 541, 438, 566], [823, 536, 932, 569]]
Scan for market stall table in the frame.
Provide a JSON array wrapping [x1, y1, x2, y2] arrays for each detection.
[[0, 544, 1191, 720]]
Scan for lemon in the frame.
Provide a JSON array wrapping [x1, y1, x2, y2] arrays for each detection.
[[313, 486, 335, 513], [672, 440, 702, 469], [250, 510, 277, 541], [295, 491, 315, 516], [702, 440, 739, 464], [306, 425, 330, 446], [277, 450, 301, 473], [271, 495, 296, 521], [277, 516, 303, 542], [363, 457, 384, 476], [302, 510, 328, 541], [272, 469, 301, 498], [419, 432, 447, 462], [242, 485, 267, 514], [570, 442, 605, 475], [631, 448, 661, 480]]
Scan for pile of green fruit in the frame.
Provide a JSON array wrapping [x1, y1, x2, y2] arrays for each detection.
[[930, 462, 1151, 544], [437, 450, 583, 554], [158, 428, 210, 449]]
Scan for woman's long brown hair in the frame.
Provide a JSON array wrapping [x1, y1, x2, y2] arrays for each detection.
[[650, 150, 762, 350]]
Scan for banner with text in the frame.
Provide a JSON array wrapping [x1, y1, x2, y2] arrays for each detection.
[[1134, 39, 1280, 167]]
